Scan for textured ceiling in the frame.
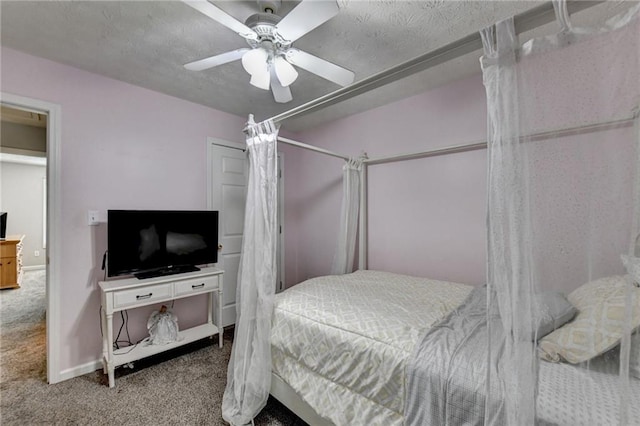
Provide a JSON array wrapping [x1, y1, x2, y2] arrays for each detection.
[[0, 1, 634, 132]]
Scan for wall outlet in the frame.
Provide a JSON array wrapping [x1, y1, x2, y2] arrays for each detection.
[[34, 250, 40, 257], [88, 210, 99, 226]]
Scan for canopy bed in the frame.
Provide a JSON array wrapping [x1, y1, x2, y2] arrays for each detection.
[[221, 1, 640, 425]]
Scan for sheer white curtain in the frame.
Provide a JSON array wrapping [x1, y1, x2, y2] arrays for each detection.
[[222, 116, 279, 426], [331, 158, 362, 275], [481, 2, 639, 424], [481, 16, 537, 425]]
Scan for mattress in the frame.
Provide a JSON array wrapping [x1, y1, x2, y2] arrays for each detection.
[[270, 270, 472, 425]]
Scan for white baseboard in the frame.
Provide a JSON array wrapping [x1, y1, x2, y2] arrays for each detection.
[[56, 359, 102, 383], [53, 306, 233, 384], [23, 265, 46, 272], [222, 304, 236, 328]]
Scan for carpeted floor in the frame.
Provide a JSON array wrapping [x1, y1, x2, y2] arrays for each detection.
[[0, 270, 307, 425], [0, 269, 47, 383]]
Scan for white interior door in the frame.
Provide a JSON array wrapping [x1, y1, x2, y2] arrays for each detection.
[[208, 138, 284, 327], [209, 140, 248, 327]]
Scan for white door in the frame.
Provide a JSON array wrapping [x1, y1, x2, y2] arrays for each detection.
[[209, 140, 248, 327], [208, 139, 284, 327]]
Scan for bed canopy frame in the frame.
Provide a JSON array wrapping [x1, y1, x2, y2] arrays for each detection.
[[225, 1, 640, 424], [259, 0, 637, 273]]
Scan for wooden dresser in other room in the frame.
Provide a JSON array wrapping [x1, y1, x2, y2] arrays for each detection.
[[0, 235, 25, 289]]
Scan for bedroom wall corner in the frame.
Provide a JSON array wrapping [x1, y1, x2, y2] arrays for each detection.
[[290, 74, 489, 286]]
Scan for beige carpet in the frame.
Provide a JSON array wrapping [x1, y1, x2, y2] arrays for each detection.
[[0, 269, 47, 383], [0, 270, 306, 425]]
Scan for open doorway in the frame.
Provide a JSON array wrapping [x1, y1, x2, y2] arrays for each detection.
[[0, 105, 48, 382], [0, 94, 61, 385]]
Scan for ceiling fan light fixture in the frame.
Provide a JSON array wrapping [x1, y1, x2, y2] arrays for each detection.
[[241, 48, 269, 76], [250, 69, 271, 90], [182, 0, 353, 103], [274, 56, 298, 87]]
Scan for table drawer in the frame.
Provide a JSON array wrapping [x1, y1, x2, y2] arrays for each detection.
[[0, 245, 16, 257], [174, 275, 219, 297], [113, 283, 172, 309]]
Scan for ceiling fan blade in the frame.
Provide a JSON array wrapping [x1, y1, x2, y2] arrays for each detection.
[[184, 48, 250, 71], [270, 67, 293, 103], [182, 1, 257, 39], [275, 0, 339, 42], [285, 49, 354, 87]]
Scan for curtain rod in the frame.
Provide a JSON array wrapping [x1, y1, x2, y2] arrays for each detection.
[[365, 114, 637, 166], [266, 1, 603, 125], [277, 136, 351, 161]]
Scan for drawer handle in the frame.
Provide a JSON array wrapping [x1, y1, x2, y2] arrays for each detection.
[[191, 283, 205, 289], [136, 293, 153, 300]]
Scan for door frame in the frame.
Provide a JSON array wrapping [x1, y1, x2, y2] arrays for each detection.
[[1, 92, 62, 384], [205, 137, 285, 297], [276, 151, 285, 292]]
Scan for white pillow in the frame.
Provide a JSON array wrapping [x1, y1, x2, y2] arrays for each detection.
[[538, 275, 640, 364], [532, 292, 577, 341]]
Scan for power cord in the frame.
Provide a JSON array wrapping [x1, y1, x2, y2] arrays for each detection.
[[99, 249, 135, 349], [113, 310, 133, 350], [98, 306, 133, 349], [115, 337, 148, 356]]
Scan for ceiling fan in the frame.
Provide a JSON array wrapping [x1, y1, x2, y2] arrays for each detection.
[[182, 0, 355, 103]]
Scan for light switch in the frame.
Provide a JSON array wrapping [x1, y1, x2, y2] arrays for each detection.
[[88, 210, 99, 226]]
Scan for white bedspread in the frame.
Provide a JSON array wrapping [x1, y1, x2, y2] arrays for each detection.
[[271, 270, 638, 425], [537, 353, 640, 425], [270, 270, 472, 425]]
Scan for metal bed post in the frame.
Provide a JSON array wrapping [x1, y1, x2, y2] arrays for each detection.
[[358, 153, 368, 271], [362, 115, 638, 166], [277, 136, 351, 161]]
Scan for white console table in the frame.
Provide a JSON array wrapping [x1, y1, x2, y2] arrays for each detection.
[[99, 266, 223, 388]]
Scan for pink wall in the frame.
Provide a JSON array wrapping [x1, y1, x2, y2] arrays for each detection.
[[282, 13, 638, 291], [285, 74, 489, 286], [1, 48, 247, 374]]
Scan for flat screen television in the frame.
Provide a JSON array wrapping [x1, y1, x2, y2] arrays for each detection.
[[107, 210, 219, 279], [0, 212, 6, 240]]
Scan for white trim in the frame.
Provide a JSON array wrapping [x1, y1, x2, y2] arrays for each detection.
[[22, 265, 46, 272], [277, 151, 285, 292], [43, 177, 47, 249], [0, 147, 47, 157], [0, 152, 47, 166], [1, 92, 62, 384], [58, 359, 103, 383]]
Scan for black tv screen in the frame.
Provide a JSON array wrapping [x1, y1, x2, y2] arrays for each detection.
[[107, 210, 219, 279], [0, 212, 6, 239]]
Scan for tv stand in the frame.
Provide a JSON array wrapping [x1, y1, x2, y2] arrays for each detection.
[[134, 265, 200, 280], [99, 266, 223, 387]]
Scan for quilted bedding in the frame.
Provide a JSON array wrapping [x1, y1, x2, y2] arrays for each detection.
[[270, 270, 639, 425], [405, 286, 640, 425], [270, 270, 472, 425]]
